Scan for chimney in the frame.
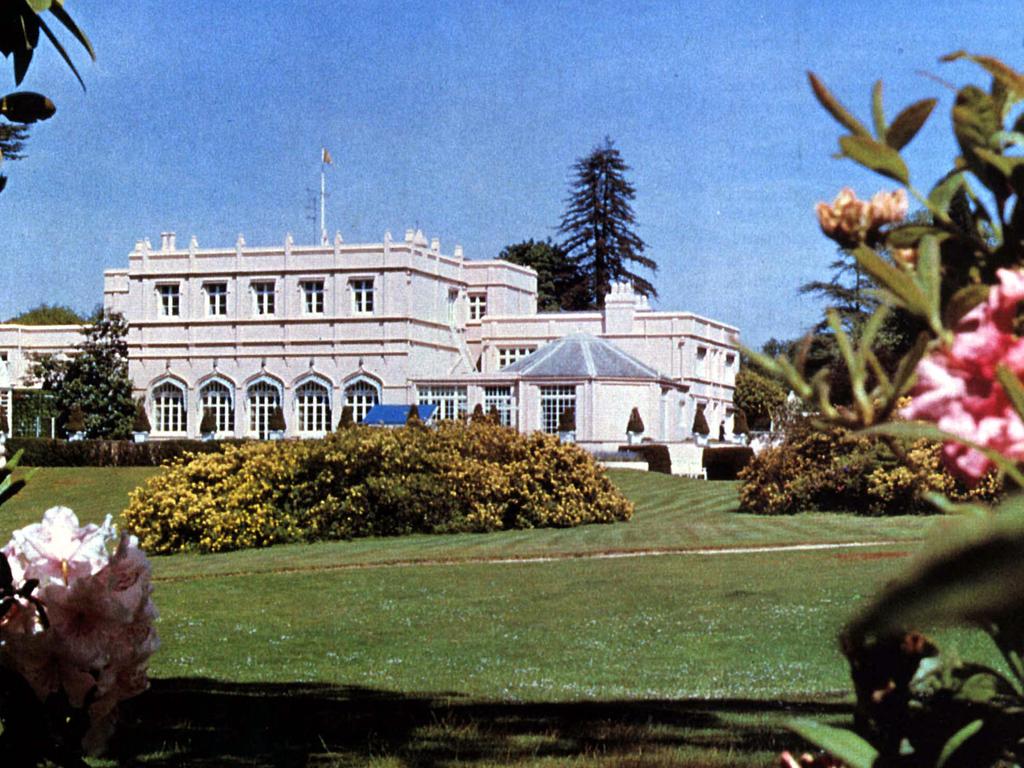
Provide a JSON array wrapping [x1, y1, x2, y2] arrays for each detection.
[[454, 244, 464, 259], [602, 281, 638, 334], [160, 232, 177, 251], [404, 228, 415, 243], [430, 237, 440, 252]]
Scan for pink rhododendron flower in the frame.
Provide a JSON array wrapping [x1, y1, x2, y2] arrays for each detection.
[[0, 508, 157, 754], [902, 269, 1024, 479]]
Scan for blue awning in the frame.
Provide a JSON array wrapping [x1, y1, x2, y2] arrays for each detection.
[[361, 404, 437, 425]]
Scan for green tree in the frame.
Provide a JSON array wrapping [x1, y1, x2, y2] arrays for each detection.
[[7, 303, 84, 325], [499, 239, 588, 311], [558, 138, 657, 308], [30, 311, 136, 438], [734, 368, 787, 431]]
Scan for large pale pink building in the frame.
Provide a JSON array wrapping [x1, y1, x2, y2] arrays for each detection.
[[1, 229, 739, 450]]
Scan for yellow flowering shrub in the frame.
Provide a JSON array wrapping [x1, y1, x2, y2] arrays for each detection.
[[123, 420, 633, 553]]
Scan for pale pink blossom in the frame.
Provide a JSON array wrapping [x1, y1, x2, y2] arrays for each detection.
[[815, 187, 907, 248], [0, 510, 157, 754], [902, 269, 1024, 479]]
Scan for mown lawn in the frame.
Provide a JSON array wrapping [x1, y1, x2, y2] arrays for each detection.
[[0, 466, 990, 766]]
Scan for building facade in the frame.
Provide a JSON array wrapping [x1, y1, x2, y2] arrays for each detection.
[[1, 229, 739, 449]]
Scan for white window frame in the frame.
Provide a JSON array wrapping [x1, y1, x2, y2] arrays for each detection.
[[483, 386, 514, 427], [251, 281, 276, 316], [199, 379, 234, 434], [247, 379, 282, 439], [417, 385, 467, 421], [344, 378, 380, 423], [301, 280, 325, 315], [151, 381, 186, 433], [468, 293, 487, 321], [295, 379, 332, 435], [350, 279, 374, 314], [205, 282, 228, 317], [446, 289, 459, 327], [539, 385, 576, 434], [498, 347, 536, 369], [157, 284, 181, 317]]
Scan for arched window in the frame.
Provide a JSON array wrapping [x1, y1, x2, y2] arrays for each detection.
[[344, 379, 379, 423], [152, 382, 186, 433], [200, 380, 234, 434], [296, 380, 331, 435], [247, 380, 281, 439]]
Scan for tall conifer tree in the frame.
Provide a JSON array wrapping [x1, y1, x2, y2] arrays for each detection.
[[558, 138, 656, 308]]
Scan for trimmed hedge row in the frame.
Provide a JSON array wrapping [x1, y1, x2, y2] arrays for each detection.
[[125, 420, 635, 553], [7, 437, 248, 467], [618, 444, 671, 474], [702, 446, 755, 480]]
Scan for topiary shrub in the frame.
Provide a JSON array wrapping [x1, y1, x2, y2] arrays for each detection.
[[626, 407, 644, 434], [198, 408, 216, 435], [558, 407, 575, 432], [336, 405, 354, 429], [406, 404, 422, 426], [65, 404, 85, 434], [268, 406, 286, 432], [692, 406, 710, 436], [124, 420, 634, 554], [132, 399, 151, 432], [733, 408, 749, 436]]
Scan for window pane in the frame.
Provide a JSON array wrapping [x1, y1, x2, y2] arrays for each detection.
[[247, 381, 280, 438], [539, 385, 575, 434], [200, 381, 233, 433], [344, 380, 379, 423], [296, 380, 331, 433]]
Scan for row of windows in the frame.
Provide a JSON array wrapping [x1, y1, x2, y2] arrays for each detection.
[[149, 379, 380, 438], [413, 385, 574, 433], [157, 279, 375, 318], [497, 346, 536, 369]]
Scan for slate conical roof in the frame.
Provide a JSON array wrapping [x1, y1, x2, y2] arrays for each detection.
[[501, 334, 667, 380]]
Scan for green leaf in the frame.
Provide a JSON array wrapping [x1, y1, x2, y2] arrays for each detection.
[[944, 284, 990, 329], [839, 134, 909, 184], [915, 234, 942, 328], [997, 365, 1024, 421], [852, 244, 929, 317], [942, 51, 1024, 103], [928, 172, 966, 216], [34, 15, 85, 90], [886, 98, 937, 150], [788, 719, 878, 768], [886, 223, 944, 249], [871, 80, 885, 140], [922, 492, 989, 518], [47, 0, 95, 60], [936, 719, 984, 768], [973, 146, 1024, 180], [0, 91, 56, 123], [807, 71, 872, 137], [953, 86, 1003, 192]]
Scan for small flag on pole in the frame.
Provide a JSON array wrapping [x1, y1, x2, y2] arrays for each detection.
[[322, 147, 333, 165]]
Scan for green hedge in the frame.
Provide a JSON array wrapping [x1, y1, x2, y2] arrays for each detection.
[[618, 444, 671, 474], [125, 421, 635, 553], [702, 446, 755, 480], [7, 437, 248, 467]]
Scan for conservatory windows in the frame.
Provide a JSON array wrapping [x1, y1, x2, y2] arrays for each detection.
[[539, 385, 576, 434], [295, 380, 331, 434], [483, 386, 514, 427], [151, 382, 186, 433], [417, 385, 467, 421]]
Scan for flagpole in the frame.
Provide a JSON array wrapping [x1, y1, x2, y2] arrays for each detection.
[[319, 160, 327, 245]]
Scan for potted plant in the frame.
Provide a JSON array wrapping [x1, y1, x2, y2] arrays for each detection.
[[692, 405, 710, 446], [132, 399, 151, 443], [626, 407, 644, 445], [267, 406, 286, 440], [557, 406, 576, 444], [66, 403, 87, 442], [471, 403, 486, 422], [336, 405, 354, 430], [199, 408, 217, 441]]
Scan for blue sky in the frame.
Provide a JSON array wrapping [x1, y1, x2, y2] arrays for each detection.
[[2, 1, 1022, 347]]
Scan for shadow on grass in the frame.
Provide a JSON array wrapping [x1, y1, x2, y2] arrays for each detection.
[[105, 677, 852, 767]]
